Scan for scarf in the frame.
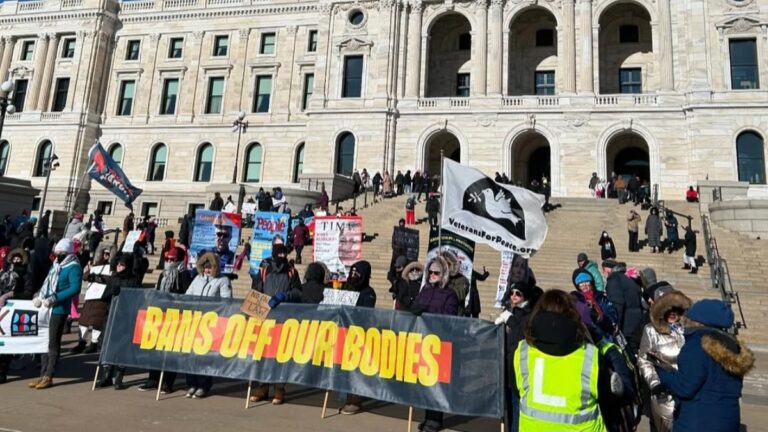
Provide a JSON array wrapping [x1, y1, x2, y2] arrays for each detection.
[[583, 289, 604, 320], [158, 262, 184, 293], [40, 254, 78, 298]]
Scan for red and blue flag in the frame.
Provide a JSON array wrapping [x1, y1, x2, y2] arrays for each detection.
[[87, 142, 143, 210]]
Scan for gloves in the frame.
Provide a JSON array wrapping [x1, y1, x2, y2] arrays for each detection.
[[43, 296, 56, 308], [610, 372, 624, 396], [650, 384, 668, 397], [268, 292, 288, 309], [494, 310, 513, 326], [32, 296, 43, 308]]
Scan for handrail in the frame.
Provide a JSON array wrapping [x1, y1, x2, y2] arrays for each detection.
[[701, 214, 747, 333]]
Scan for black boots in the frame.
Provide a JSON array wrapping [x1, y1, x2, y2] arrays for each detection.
[[84, 342, 98, 354], [690, 267, 698, 274], [70, 340, 86, 355], [96, 366, 113, 388], [113, 369, 125, 390], [682, 264, 691, 270]]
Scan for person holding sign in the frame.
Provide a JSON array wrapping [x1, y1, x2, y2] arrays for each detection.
[[74, 244, 116, 355], [0, 249, 34, 384], [300, 262, 328, 304]]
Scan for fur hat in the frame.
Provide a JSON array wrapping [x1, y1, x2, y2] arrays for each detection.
[[425, 256, 450, 287], [196, 252, 220, 277], [7, 248, 28, 265], [650, 290, 692, 334], [439, 250, 460, 276], [402, 261, 424, 282]]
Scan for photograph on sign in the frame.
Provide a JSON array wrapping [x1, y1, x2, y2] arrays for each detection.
[[249, 212, 290, 275], [189, 210, 242, 274], [313, 217, 363, 281]]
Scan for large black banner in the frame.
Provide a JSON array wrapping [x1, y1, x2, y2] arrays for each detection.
[[101, 289, 504, 418], [391, 226, 420, 263]]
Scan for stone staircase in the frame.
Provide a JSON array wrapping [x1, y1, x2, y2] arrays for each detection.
[[142, 192, 768, 347]]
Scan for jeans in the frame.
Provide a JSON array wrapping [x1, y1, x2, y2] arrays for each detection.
[[294, 245, 304, 263], [628, 230, 639, 252], [41, 313, 67, 378], [149, 369, 177, 389], [404, 184, 411, 194]]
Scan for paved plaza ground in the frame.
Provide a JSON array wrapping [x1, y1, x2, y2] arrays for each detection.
[[1, 331, 767, 432]]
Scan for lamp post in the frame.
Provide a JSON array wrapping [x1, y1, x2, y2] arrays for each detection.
[[231, 111, 248, 184], [38, 152, 59, 233], [0, 80, 17, 164]]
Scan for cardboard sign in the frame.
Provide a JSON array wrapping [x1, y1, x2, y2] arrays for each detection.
[[121, 230, 142, 253], [89, 265, 111, 277], [240, 290, 271, 321], [241, 203, 257, 215], [320, 289, 360, 306], [85, 283, 107, 301]]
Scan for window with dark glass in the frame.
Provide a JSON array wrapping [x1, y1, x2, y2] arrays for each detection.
[[188, 203, 205, 215], [458, 33, 471, 51], [456, 73, 470, 97], [536, 29, 554, 47], [141, 202, 158, 218], [252, 75, 272, 113], [160, 78, 179, 115], [20, 41, 34, 61], [117, 80, 135, 116], [335, 133, 355, 176], [342, 55, 363, 98], [293, 143, 304, 183], [243, 143, 262, 182], [34, 141, 52, 177], [302, 74, 314, 111], [12, 79, 28, 113], [349, 10, 364, 26], [260, 33, 276, 55], [148, 144, 167, 181], [619, 25, 639, 43], [96, 201, 113, 216], [61, 38, 75, 58], [737, 132, 766, 184], [126, 40, 140, 60], [619, 68, 642, 94], [213, 35, 229, 56], [51, 78, 70, 112], [307, 30, 318, 52], [168, 38, 184, 59], [109, 144, 123, 166], [205, 77, 224, 114], [194, 143, 214, 182], [730, 39, 759, 90], [0, 141, 9, 176], [535, 71, 555, 95]]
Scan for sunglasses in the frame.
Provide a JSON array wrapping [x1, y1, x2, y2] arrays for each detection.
[[216, 232, 228, 237], [510, 289, 523, 297], [428, 270, 441, 276]]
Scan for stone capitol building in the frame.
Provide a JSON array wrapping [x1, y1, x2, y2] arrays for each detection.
[[0, 0, 766, 225]]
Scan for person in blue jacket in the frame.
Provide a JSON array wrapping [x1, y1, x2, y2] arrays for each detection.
[[655, 299, 754, 432], [29, 238, 83, 389]]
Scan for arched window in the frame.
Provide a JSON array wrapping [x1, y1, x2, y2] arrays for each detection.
[[109, 143, 123, 166], [737, 131, 766, 184], [243, 143, 262, 183], [194, 143, 214, 182], [33, 140, 53, 177], [293, 142, 305, 183], [0, 141, 9, 176], [148, 143, 167, 181], [335, 132, 355, 176]]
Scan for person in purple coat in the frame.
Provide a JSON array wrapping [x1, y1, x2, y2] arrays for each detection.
[[411, 256, 458, 432]]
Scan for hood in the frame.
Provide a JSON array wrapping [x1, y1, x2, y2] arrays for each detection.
[[699, 330, 755, 378], [440, 251, 459, 276], [196, 252, 221, 278], [94, 243, 117, 265], [425, 256, 450, 288], [7, 248, 29, 266], [402, 261, 424, 282], [304, 262, 327, 284], [529, 311, 582, 356], [641, 267, 658, 289], [349, 260, 372, 287], [650, 290, 692, 334]]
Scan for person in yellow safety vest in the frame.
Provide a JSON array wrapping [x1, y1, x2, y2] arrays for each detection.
[[513, 289, 607, 432]]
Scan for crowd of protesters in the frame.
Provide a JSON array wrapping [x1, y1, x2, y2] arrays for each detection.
[[0, 183, 755, 432]]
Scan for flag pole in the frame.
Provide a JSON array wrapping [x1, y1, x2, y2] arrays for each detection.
[[70, 140, 98, 215], [438, 148, 444, 252]]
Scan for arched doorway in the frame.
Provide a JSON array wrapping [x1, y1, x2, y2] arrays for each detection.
[[606, 132, 650, 182], [426, 13, 473, 97], [508, 7, 558, 95], [598, 2, 653, 94], [424, 131, 460, 176], [511, 131, 551, 186]]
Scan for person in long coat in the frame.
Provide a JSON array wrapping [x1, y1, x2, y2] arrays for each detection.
[[683, 226, 697, 274], [664, 211, 679, 253], [382, 171, 394, 196], [645, 207, 663, 253]]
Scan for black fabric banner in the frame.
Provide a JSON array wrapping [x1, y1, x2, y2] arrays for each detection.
[[391, 226, 420, 262], [101, 289, 504, 418]]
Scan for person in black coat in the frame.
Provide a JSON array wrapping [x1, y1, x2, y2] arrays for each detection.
[[209, 192, 224, 211], [426, 194, 440, 228], [683, 226, 698, 274], [300, 262, 327, 304], [602, 260, 644, 359], [394, 171, 404, 196], [598, 231, 617, 260], [467, 266, 490, 318], [396, 261, 423, 311]]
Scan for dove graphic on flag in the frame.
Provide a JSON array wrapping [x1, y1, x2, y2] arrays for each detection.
[[441, 159, 547, 257], [87, 142, 143, 210]]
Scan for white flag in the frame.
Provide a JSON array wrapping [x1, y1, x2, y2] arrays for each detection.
[[441, 159, 548, 257]]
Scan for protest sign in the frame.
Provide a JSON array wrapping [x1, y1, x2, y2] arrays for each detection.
[[495, 251, 515, 308], [392, 226, 420, 263], [319, 289, 360, 306], [495, 252, 531, 308], [121, 230, 142, 253], [0, 300, 50, 354], [241, 203, 257, 216], [89, 265, 112, 277], [313, 216, 363, 281], [240, 290, 271, 321], [85, 283, 107, 301], [249, 212, 290, 276], [101, 289, 504, 418], [190, 210, 241, 274], [426, 228, 475, 281]]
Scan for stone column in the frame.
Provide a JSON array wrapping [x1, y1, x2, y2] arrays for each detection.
[[577, 0, 593, 93], [37, 34, 60, 111], [405, 0, 423, 98], [0, 37, 14, 83], [472, 0, 488, 96], [26, 34, 51, 111], [657, 0, 674, 91], [487, 0, 503, 95], [180, 31, 204, 117], [562, 0, 576, 93]]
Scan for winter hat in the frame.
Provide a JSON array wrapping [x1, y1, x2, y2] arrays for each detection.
[[73, 212, 83, 220], [530, 311, 580, 356], [272, 244, 288, 256], [394, 255, 408, 269], [625, 267, 640, 280], [54, 238, 74, 254], [601, 259, 618, 269], [574, 272, 593, 285], [686, 299, 734, 329], [577, 252, 588, 262]]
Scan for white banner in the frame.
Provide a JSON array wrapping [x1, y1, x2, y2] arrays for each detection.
[[313, 217, 363, 281], [441, 159, 548, 258], [495, 251, 515, 308], [320, 289, 360, 306], [85, 282, 107, 301], [241, 202, 257, 215], [0, 300, 50, 354], [122, 230, 142, 253]]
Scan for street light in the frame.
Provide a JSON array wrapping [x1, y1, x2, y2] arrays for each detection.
[[0, 80, 17, 159], [38, 152, 59, 234], [231, 111, 248, 184]]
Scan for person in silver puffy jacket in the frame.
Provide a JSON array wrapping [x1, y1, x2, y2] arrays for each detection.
[[637, 287, 691, 432]]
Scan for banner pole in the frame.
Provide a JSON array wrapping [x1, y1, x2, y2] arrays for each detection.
[[438, 149, 444, 252], [155, 370, 164, 401], [321, 390, 330, 418], [91, 365, 100, 391], [407, 406, 414, 432], [245, 381, 252, 410]]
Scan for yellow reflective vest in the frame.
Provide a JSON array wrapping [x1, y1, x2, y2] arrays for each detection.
[[513, 340, 606, 432]]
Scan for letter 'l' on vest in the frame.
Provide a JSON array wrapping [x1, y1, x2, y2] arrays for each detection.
[[513, 340, 606, 432]]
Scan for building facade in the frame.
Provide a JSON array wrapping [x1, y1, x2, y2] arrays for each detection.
[[0, 0, 767, 225]]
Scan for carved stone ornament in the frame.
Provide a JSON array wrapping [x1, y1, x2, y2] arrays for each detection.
[[9, 65, 32, 78], [474, 114, 497, 127], [192, 30, 205, 41], [527, 113, 536, 129], [149, 33, 161, 45], [623, 117, 633, 131], [564, 113, 590, 128], [716, 16, 766, 39], [239, 28, 251, 40], [337, 37, 374, 54], [726, 0, 753, 7], [378, 0, 395, 11], [285, 25, 298, 35], [317, 1, 333, 14]]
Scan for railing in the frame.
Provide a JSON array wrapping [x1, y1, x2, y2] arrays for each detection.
[[595, 95, 618, 105], [61, 0, 82, 7], [18, 0, 44, 11], [701, 214, 747, 334], [449, 98, 469, 108], [415, 97, 470, 109], [633, 95, 658, 105], [40, 112, 63, 121], [537, 96, 559, 107], [120, 0, 155, 11], [164, 0, 196, 8], [501, 97, 523, 108]]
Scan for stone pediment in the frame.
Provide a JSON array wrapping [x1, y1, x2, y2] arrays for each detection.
[[715, 16, 768, 37], [336, 37, 373, 54], [9, 65, 33, 78]]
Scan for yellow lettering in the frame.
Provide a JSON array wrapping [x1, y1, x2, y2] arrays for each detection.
[[139, 307, 163, 350], [341, 326, 365, 371], [359, 327, 381, 377], [293, 320, 319, 365], [253, 319, 275, 361], [403, 332, 422, 384], [395, 331, 407, 381], [176, 310, 202, 353], [379, 329, 397, 379], [276, 319, 299, 363], [155, 308, 180, 351], [220, 314, 246, 358], [312, 321, 338, 368], [418, 335, 440, 387], [193, 312, 217, 355], [238, 317, 262, 359]]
